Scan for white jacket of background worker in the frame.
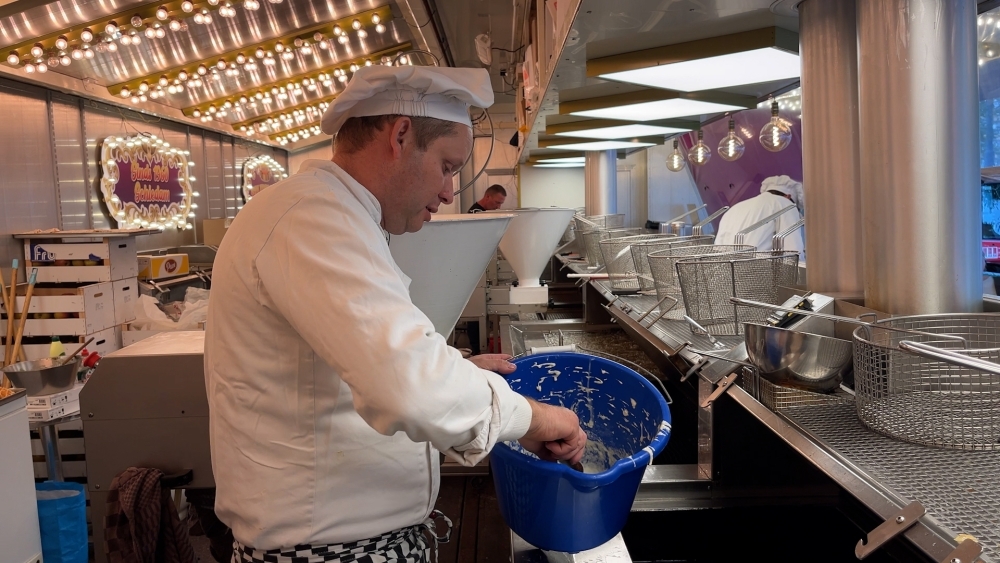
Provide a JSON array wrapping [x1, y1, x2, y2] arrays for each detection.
[[204, 159, 533, 550], [715, 176, 805, 256]]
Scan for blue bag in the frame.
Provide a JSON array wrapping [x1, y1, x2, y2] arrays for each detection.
[[36, 481, 88, 563]]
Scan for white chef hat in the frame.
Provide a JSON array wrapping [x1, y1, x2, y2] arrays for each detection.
[[760, 175, 803, 205], [320, 66, 494, 135]]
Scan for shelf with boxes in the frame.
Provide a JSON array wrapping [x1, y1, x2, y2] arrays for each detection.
[[2, 230, 154, 362]]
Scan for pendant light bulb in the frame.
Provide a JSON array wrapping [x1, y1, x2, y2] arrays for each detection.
[[688, 131, 711, 166], [54, 36, 69, 50], [759, 98, 792, 152], [81, 28, 94, 42], [718, 118, 745, 162], [371, 13, 381, 24], [6, 51, 19, 65], [30, 43, 44, 58], [665, 139, 686, 172], [156, 6, 169, 20]]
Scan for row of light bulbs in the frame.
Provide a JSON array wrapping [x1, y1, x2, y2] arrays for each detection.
[[239, 100, 332, 135], [104, 134, 200, 230], [274, 124, 322, 145], [665, 99, 794, 171], [191, 51, 408, 131]]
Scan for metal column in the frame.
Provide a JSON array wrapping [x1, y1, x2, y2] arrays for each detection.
[[585, 150, 617, 216], [858, 0, 982, 314], [800, 0, 863, 295]]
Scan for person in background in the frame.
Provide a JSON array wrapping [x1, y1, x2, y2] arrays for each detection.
[[468, 184, 506, 213], [715, 175, 804, 257]]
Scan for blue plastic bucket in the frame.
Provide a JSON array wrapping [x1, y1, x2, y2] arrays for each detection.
[[490, 352, 671, 553]]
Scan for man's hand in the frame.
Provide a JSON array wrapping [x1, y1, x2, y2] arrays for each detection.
[[468, 354, 516, 375], [518, 398, 587, 465]]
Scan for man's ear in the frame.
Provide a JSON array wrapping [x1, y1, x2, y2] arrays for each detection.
[[388, 116, 412, 159]]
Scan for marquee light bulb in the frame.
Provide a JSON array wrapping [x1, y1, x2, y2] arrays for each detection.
[[688, 130, 711, 166], [6, 51, 19, 65], [55, 36, 69, 50], [24, 62, 35, 73], [352, 19, 362, 30], [718, 118, 745, 162], [30, 43, 44, 57], [759, 99, 792, 152], [168, 18, 182, 31], [666, 139, 686, 172], [332, 25, 342, 36], [375, 23, 386, 33], [105, 21, 119, 35], [371, 13, 381, 24], [84, 47, 95, 59], [81, 28, 94, 42], [156, 6, 169, 20], [181, 1, 194, 12]]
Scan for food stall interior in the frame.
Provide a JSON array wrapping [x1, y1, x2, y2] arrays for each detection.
[[2, 0, 1000, 562]]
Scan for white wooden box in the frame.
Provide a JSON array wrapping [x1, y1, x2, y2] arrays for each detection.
[[27, 401, 78, 422], [1, 282, 115, 336], [26, 383, 83, 409], [112, 278, 138, 325], [122, 321, 205, 347], [25, 237, 138, 283], [5, 326, 121, 362]]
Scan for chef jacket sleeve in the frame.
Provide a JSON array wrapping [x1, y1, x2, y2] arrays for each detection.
[[254, 193, 532, 466]]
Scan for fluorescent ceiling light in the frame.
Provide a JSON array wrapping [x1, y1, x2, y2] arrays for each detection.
[[600, 48, 800, 92], [570, 99, 745, 121], [537, 157, 587, 163], [545, 140, 655, 151], [534, 163, 585, 168], [554, 123, 689, 139]]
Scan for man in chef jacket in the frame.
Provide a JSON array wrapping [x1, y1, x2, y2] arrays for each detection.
[[204, 66, 587, 563], [714, 175, 804, 257]]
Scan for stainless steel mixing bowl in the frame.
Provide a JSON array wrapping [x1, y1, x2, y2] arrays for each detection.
[[2, 358, 79, 396], [744, 323, 853, 393]]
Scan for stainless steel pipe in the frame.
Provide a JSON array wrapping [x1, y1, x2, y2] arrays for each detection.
[[800, 0, 864, 294], [857, 0, 982, 314]]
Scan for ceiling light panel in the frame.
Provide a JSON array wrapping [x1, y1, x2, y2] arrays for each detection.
[[545, 140, 655, 151], [537, 157, 586, 163], [570, 99, 746, 121], [554, 123, 690, 139], [534, 163, 585, 168], [600, 48, 799, 92]]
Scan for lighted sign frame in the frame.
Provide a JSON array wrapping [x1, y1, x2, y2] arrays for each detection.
[[99, 134, 196, 230], [242, 154, 288, 202]]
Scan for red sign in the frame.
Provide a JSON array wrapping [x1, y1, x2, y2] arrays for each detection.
[[984, 240, 1000, 264], [99, 135, 194, 230]]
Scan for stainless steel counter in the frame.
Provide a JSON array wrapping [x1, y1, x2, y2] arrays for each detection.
[[556, 254, 1000, 562]]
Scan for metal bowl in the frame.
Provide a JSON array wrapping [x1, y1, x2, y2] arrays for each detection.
[[2, 358, 79, 396], [744, 323, 853, 393]]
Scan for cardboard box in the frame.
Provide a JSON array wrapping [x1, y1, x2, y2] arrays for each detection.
[[1, 282, 116, 336], [138, 254, 190, 280], [27, 383, 83, 409], [202, 218, 230, 247], [25, 237, 138, 283], [112, 278, 138, 325], [27, 400, 79, 422]]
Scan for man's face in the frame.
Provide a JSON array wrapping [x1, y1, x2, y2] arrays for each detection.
[[485, 193, 506, 210], [383, 120, 472, 234]]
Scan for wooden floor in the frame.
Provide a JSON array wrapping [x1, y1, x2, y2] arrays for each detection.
[[434, 476, 512, 563]]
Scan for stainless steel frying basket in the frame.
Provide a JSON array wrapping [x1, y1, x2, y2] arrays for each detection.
[[675, 251, 799, 335], [738, 369, 854, 411], [648, 244, 755, 301], [853, 314, 1000, 451], [580, 228, 643, 268], [599, 234, 676, 294], [630, 236, 714, 293]]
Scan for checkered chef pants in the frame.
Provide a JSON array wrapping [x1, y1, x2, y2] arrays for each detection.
[[232, 510, 453, 563]]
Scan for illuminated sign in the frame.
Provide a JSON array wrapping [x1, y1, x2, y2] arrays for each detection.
[[99, 134, 196, 230], [242, 155, 287, 202]]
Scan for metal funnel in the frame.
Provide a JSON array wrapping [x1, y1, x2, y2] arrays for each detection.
[[487, 208, 576, 287], [389, 213, 513, 336]]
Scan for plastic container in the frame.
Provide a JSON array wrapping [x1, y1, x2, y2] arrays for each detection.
[[491, 352, 671, 553]]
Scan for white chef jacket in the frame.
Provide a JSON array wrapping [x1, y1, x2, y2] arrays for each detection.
[[714, 192, 804, 255], [204, 159, 532, 550]]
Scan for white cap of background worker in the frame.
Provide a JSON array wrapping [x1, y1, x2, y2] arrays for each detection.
[[205, 64, 587, 563]]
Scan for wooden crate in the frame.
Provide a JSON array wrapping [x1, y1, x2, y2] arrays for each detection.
[[112, 278, 138, 325], [1, 282, 116, 336], [23, 237, 138, 284], [4, 326, 121, 362], [122, 321, 205, 347]]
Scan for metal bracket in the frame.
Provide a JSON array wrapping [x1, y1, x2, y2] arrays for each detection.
[[682, 356, 708, 383], [940, 538, 982, 563], [699, 372, 739, 408], [855, 501, 925, 559]]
